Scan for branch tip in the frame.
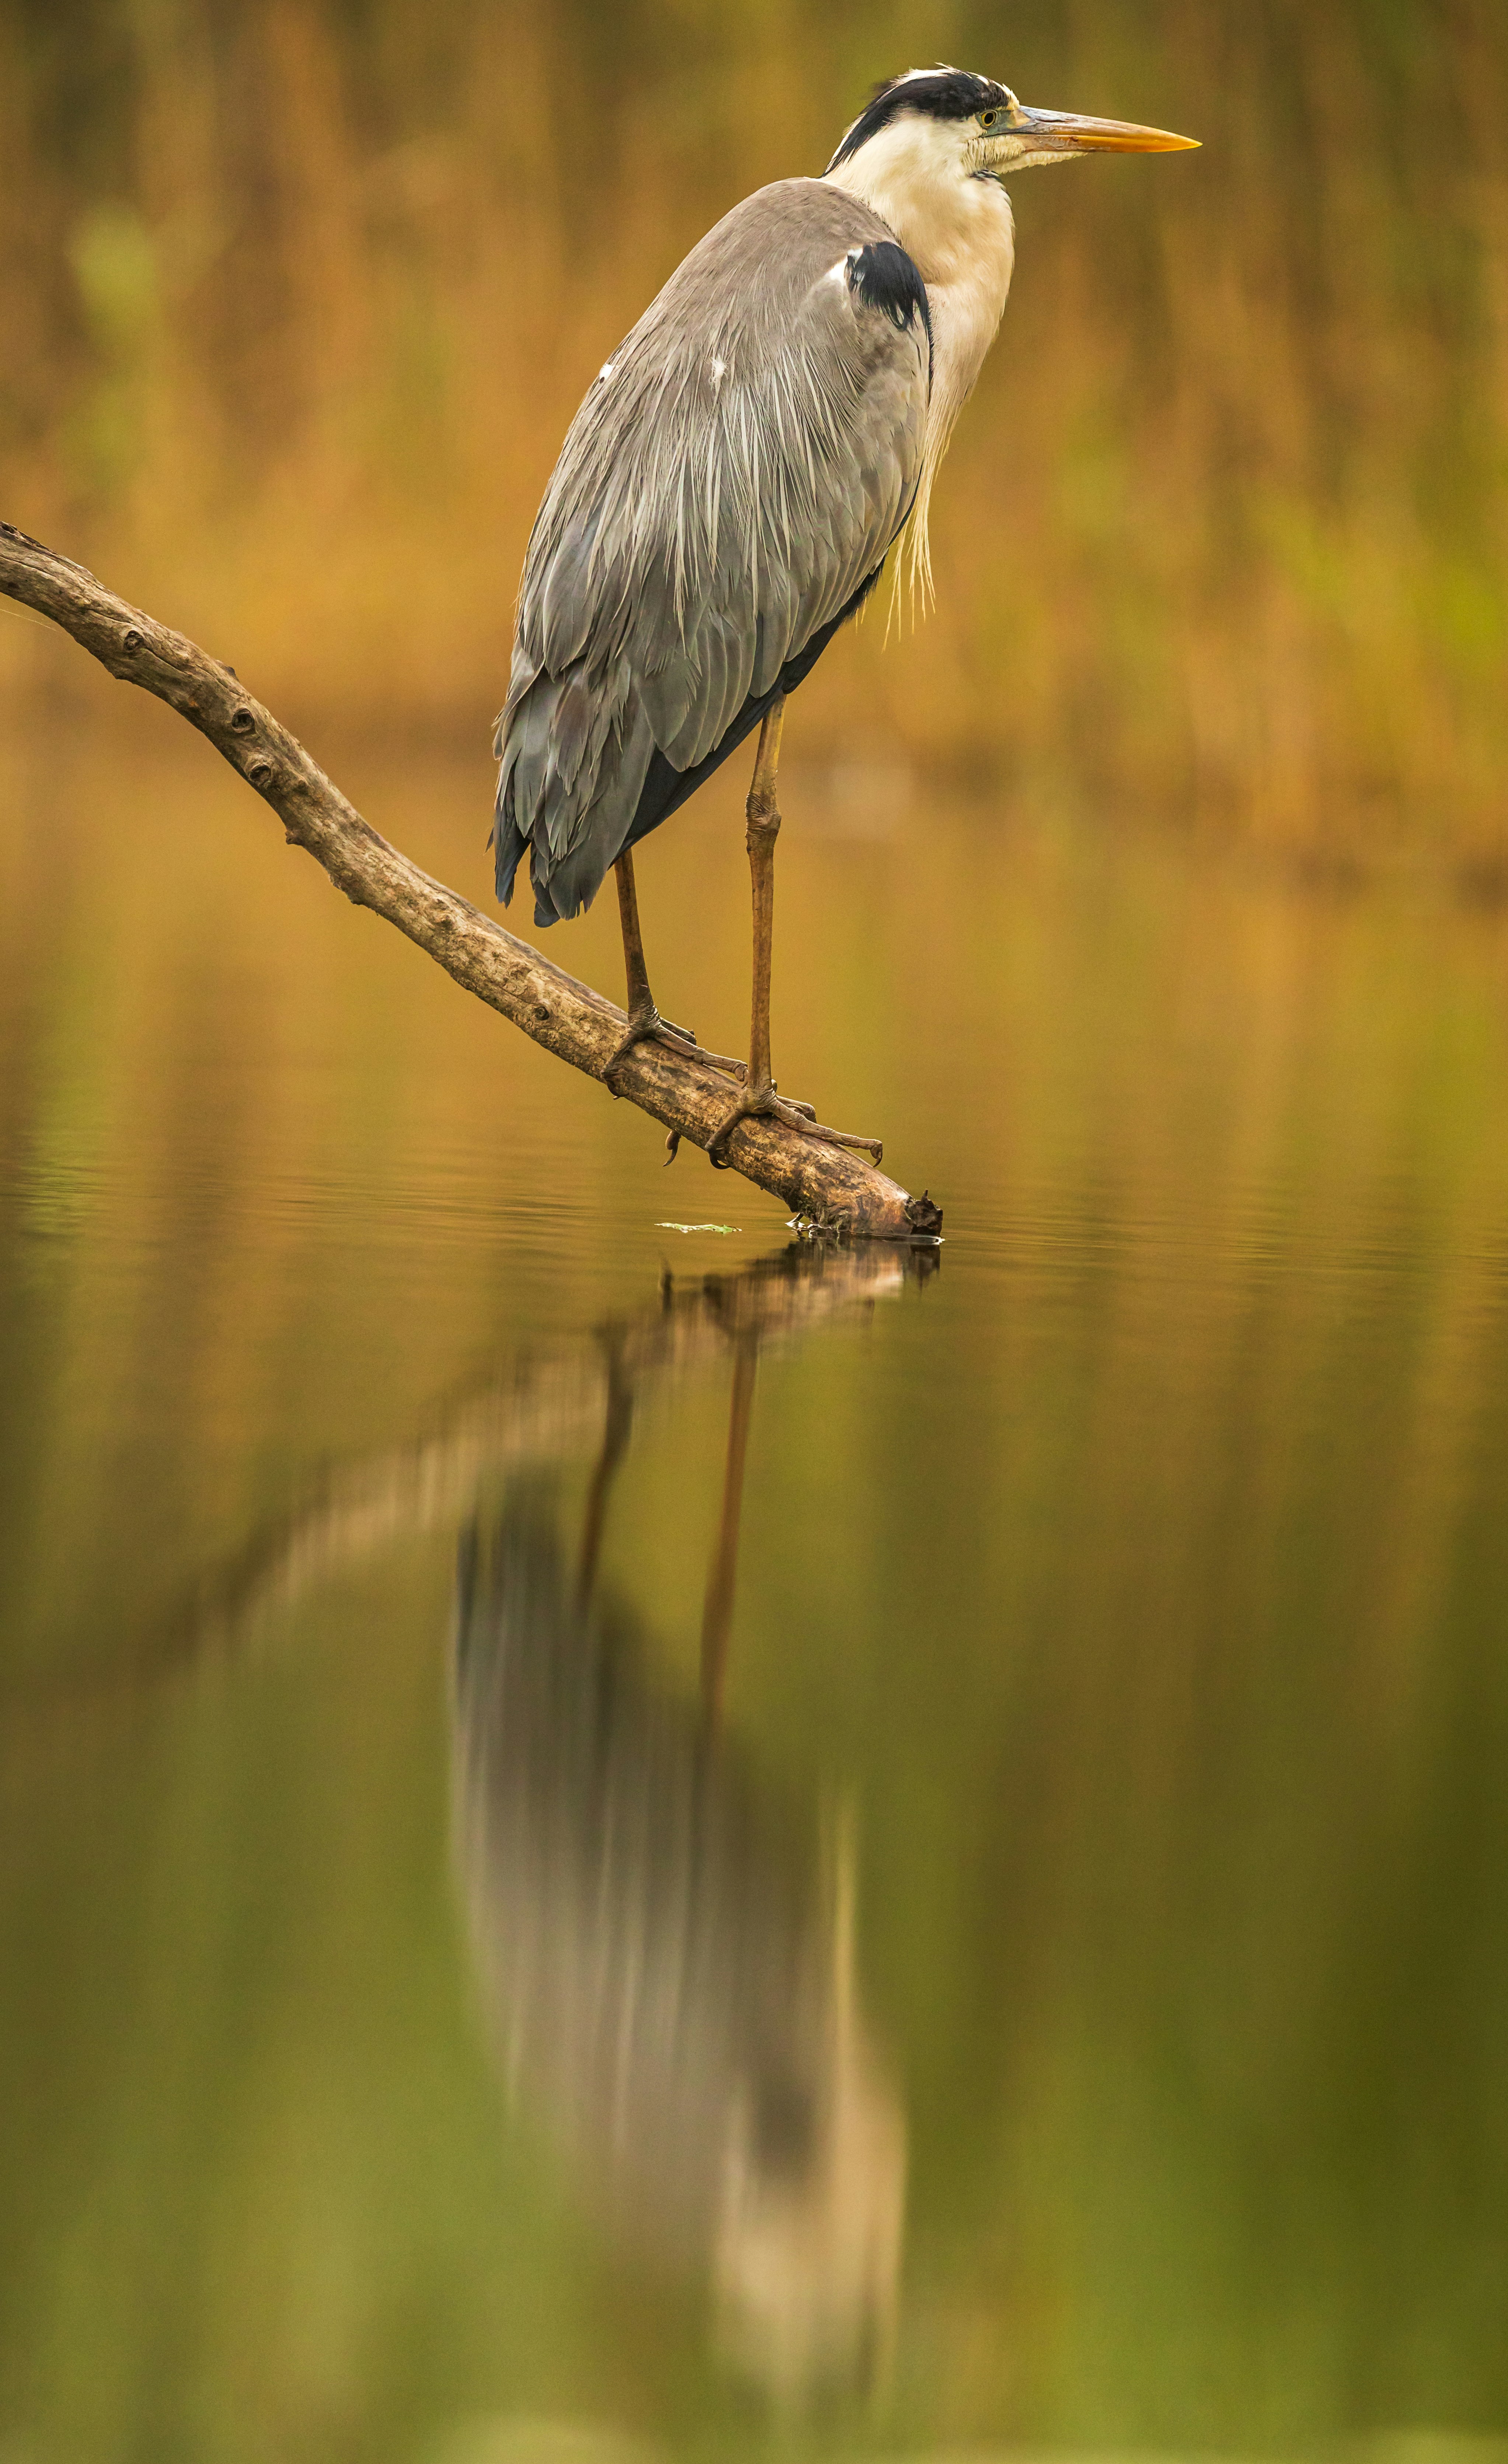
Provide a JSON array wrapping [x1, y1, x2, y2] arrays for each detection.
[[0, 517, 941, 1238]]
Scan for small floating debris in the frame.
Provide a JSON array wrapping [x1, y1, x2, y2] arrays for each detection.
[[657, 1221, 741, 1235]]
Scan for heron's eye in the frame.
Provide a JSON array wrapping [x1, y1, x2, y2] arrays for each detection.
[[979, 108, 1001, 129]]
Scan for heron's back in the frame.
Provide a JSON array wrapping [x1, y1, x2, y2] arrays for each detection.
[[494, 178, 930, 924]]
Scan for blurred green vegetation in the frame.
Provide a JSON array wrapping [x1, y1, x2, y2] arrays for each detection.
[[1, 0, 1506, 857]]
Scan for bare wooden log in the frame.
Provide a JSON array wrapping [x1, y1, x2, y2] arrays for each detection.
[[1, 522, 943, 1240]]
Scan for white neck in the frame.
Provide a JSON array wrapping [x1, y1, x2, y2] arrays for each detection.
[[825, 116, 1016, 606]]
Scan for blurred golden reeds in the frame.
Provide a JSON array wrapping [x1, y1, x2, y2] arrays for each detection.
[[1, 0, 1505, 861]]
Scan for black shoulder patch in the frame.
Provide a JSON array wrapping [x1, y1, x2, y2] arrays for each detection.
[[845, 241, 932, 387], [827, 68, 1009, 171]]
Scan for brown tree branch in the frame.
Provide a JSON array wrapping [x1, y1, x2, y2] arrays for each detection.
[[1, 522, 943, 1240]]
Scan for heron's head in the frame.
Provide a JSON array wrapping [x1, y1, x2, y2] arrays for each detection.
[[826, 66, 1197, 210]]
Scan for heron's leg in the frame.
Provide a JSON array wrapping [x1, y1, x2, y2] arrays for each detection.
[[744, 700, 783, 1100], [707, 698, 884, 1168], [616, 847, 693, 1042], [603, 849, 743, 1084]]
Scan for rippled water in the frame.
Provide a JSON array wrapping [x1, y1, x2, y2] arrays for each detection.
[[3, 713, 1508, 2463]]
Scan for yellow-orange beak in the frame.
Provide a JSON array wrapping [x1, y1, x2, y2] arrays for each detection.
[[1015, 105, 1200, 153]]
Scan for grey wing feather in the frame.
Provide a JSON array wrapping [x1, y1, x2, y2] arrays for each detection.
[[495, 179, 929, 923]]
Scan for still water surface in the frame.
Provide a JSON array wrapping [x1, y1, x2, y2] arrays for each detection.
[[3, 713, 1508, 2463]]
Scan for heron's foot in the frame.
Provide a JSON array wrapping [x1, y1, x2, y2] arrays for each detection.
[[706, 1079, 883, 1169], [604, 1003, 745, 1090]]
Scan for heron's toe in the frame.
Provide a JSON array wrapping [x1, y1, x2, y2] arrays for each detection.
[[706, 1082, 882, 1167], [605, 1010, 684, 1089], [769, 1092, 883, 1163], [606, 1007, 744, 1090], [706, 1083, 779, 1167]]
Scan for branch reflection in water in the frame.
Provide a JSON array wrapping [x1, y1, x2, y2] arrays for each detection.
[[452, 1250, 912, 2405]]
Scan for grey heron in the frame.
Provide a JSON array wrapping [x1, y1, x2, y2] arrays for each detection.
[[494, 69, 1197, 1165]]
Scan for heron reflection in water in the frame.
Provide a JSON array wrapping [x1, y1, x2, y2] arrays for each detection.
[[451, 1312, 906, 2403]]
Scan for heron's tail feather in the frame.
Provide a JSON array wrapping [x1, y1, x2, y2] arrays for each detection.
[[494, 662, 655, 927], [492, 766, 529, 909]]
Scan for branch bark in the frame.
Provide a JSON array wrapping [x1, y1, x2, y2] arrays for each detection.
[[1, 523, 943, 1240]]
